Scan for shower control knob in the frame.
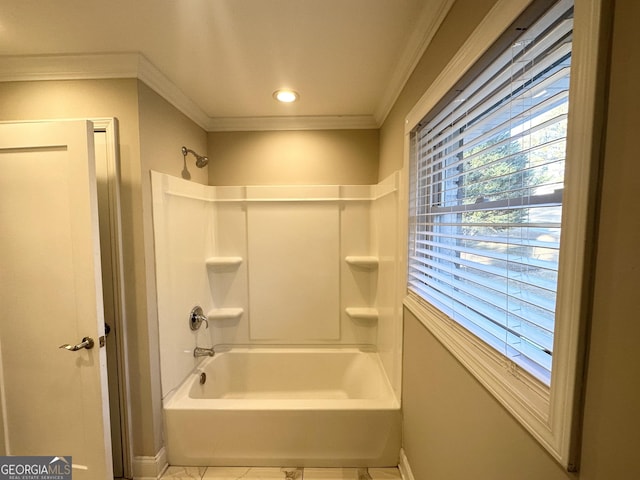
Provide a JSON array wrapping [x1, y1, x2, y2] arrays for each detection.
[[189, 306, 209, 331]]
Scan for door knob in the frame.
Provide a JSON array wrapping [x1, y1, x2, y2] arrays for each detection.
[[59, 337, 95, 351]]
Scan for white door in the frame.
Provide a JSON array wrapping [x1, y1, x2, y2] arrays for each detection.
[[0, 121, 113, 479]]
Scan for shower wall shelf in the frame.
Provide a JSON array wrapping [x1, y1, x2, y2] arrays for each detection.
[[205, 256, 243, 268], [207, 308, 244, 321], [345, 307, 379, 321], [345, 256, 379, 268]]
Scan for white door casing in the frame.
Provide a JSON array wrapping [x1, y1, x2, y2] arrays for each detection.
[[0, 121, 113, 479]]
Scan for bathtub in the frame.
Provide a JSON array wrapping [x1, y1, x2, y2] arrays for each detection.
[[163, 347, 401, 467]]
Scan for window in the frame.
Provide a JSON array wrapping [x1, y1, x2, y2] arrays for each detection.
[[409, 0, 572, 386], [404, 0, 606, 469]]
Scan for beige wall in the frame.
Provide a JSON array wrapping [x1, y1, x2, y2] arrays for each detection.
[[578, 0, 640, 477], [403, 309, 570, 479], [138, 81, 208, 186], [0, 78, 208, 459], [393, 1, 639, 479], [207, 129, 379, 186], [136, 81, 208, 454]]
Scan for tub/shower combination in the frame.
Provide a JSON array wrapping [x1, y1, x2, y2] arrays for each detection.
[[153, 172, 403, 467], [163, 346, 401, 467]]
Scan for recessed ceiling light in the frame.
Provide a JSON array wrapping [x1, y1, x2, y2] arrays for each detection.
[[273, 89, 299, 103]]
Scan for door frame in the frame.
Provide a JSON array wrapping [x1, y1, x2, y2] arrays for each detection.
[[92, 118, 133, 479]]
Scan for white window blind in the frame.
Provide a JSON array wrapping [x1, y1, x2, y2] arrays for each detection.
[[408, 0, 574, 385]]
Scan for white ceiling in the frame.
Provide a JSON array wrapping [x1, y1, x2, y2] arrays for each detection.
[[0, 0, 453, 130]]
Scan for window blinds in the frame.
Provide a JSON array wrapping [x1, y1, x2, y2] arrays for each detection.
[[408, 0, 574, 385]]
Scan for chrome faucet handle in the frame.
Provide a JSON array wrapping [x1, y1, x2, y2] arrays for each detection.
[[189, 306, 208, 331]]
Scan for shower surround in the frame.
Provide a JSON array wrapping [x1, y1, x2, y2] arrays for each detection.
[[151, 171, 402, 465]]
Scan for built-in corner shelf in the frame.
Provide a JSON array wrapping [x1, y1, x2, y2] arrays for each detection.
[[207, 308, 244, 321], [205, 258, 243, 321], [345, 256, 378, 269], [345, 307, 378, 321], [345, 256, 378, 321], [205, 256, 243, 269]]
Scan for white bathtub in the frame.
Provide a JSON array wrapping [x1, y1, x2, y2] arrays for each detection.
[[163, 347, 401, 467]]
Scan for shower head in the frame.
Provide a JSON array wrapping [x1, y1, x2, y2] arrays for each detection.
[[181, 146, 209, 168]]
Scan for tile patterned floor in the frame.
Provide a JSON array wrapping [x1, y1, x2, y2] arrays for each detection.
[[159, 466, 402, 480]]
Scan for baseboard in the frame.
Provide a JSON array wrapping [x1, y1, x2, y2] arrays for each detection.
[[398, 449, 415, 480], [132, 445, 408, 480], [132, 446, 168, 480]]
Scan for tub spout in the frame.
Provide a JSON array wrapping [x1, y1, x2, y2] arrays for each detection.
[[194, 347, 214, 358]]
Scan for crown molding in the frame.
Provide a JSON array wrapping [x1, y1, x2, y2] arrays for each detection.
[[206, 114, 378, 132], [0, 28, 450, 133], [0, 53, 377, 131], [136, 55, 210, 130], [0, 53, 140, 81], [373, 0, 455, 126], [0, 52, 211, 130]]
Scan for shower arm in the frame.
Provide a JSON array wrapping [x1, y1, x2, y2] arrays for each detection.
[[181, 146, 209, 168]]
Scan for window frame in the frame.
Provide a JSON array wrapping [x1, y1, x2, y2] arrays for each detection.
[[402, 0, 608, 470]]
